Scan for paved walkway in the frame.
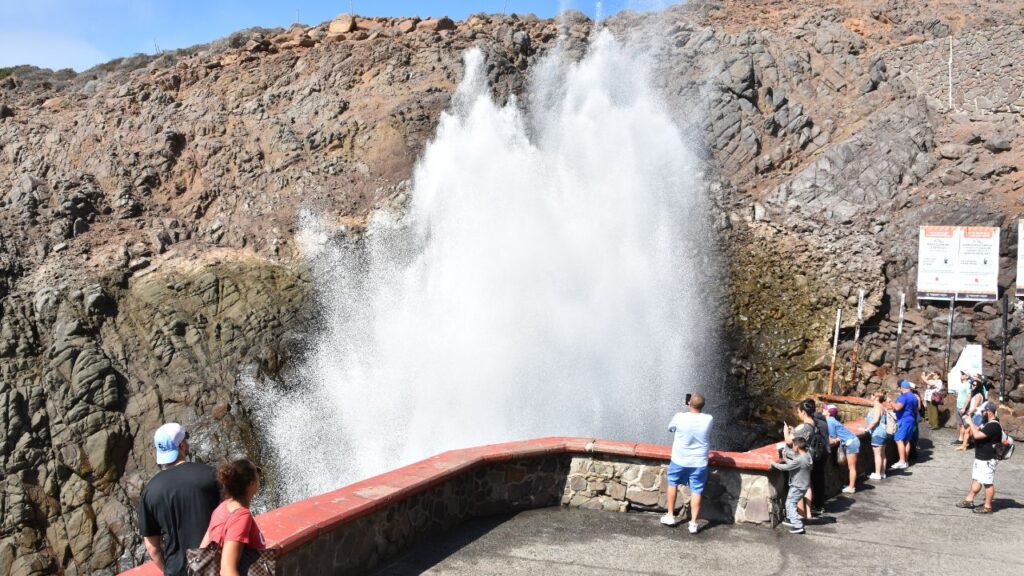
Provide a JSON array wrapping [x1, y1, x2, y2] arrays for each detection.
[[376, 429, 1024, 575]]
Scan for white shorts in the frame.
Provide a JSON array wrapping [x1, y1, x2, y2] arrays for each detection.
[[972, 458, 997, 485]]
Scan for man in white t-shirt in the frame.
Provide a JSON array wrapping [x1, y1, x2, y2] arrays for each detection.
[[662, 393, 713, 534]]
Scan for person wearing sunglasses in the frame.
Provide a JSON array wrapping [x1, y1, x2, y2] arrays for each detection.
[[199, 459, 267, 576]]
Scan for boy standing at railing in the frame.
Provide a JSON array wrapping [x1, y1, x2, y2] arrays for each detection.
[[772, 436, 812, 535]]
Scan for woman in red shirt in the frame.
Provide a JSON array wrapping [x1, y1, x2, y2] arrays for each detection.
[[200, 459, 266, 576]]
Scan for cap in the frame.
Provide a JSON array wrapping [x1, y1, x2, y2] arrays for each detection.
[[154, 423, 187, 465], [825, 405, 839, 417], [979, 401, 997, 413], [899, 379, 912, 389]]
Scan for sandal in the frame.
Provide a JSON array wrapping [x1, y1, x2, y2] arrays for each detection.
[[973, 507, 993, 515], [955, 500, 975, 509]]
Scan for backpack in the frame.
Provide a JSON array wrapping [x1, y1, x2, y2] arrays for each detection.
[[884, 410, 898, 435], [994, 431, 1014, 461], [807, 416, 828, 459]]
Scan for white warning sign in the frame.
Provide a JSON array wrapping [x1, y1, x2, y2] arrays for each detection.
[[917, 226, 1000, 302], [956, 227, 999, 301], [916, 226, 959, 300], [1018, 220, 1024, 297]]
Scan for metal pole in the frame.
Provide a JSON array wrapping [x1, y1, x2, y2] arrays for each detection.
[[894, 292, 906, 373], [828, 308, 843, 396], [850, 289, 866, 388], [1001, 295, 1009, 401], [944, 298, 955, 376]]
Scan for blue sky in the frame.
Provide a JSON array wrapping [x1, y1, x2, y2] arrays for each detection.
[[0, 1, 668, 72]]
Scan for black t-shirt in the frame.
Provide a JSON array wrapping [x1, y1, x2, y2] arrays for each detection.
[[975, 420, 1003, 461], [138, 462, 221, 576]]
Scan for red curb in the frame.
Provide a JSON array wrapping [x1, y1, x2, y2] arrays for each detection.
[[255, 509, 320, 552], [590, 440, 638, 457], [817, 394, 874, 407], [118, 434, 800, 574], [634, 443, 671, 459]]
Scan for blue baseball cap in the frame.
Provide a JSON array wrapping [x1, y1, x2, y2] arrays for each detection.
[[154, 423, 187, 465], [899, 379, 912, 389]]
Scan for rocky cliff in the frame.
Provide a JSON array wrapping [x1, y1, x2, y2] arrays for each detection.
[[2, 1, 1024, 574]]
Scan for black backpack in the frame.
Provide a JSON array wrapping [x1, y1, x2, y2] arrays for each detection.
[[807, 415, 828, 459]]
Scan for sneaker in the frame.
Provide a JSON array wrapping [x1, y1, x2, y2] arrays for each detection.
[[688, 522, 699, 534], [781, 520, 799, 528], [811, 506, 825, 517], [842, 486, 856, 494], [660, 513, 680, 526], [789, 527, 806, 534], [868, 473, 882, 480], [890, 461, 909, 470]]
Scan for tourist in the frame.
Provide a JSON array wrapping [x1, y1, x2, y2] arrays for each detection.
[[794, 399, 829, 514], [888, 380, 918, 470], [662, 393, 713, 534], [955, 401, 1003, 514], [772, 436, 812, 534], [200, 459, 268, 575], [922, 371, 945, 431], [951, 371, 973, 446], [957, 376, 987, 451], [865, 392, 889, 480], [138, 423, 221, 576], [824, 405, 860, 494]]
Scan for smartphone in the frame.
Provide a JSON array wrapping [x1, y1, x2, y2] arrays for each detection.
[[685, 393, 692, 406]]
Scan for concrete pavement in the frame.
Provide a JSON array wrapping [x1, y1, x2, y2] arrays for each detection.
[[375, 428, 1024, 575]]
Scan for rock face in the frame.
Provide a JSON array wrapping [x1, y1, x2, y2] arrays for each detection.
[[3, 1, 1024, 573]]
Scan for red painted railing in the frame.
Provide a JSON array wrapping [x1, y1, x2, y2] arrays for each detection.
[[121, 396, 874, 576]]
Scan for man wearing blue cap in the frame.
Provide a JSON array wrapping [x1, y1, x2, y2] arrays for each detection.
[[889, 380, 919, 470], [138, 423, 220, 576]]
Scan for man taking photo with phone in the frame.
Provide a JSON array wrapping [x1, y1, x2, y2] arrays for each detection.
[[662, 393, 713, 534]]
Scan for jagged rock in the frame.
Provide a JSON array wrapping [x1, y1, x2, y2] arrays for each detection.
[[0, 104, 13, 119], [983, 138, 1011, 153], [328, 14, 356, 34], [420, 17, 456, 32], [938, 144, 970, 159]]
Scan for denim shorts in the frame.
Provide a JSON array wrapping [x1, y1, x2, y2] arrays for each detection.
[[844, 437, 861, 455], [667, 462, 708, 494]]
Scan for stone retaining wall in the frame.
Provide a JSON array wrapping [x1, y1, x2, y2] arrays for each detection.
[[119, 426, 884, 576]]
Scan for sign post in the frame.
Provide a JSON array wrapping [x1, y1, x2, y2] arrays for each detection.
[[894, 291, 906, 372], [828, 308, 842, 396], [1001, 295, 1009, 401], [944, 301, 955, 376], [850, 289, 866, 387]]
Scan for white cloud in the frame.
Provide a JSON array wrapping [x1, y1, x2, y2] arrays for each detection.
[[0, 29, 108, 72]]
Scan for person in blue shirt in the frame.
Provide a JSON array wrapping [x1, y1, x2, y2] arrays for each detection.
[[825, 405, 861, 493], [889, 379, 919, 469]]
